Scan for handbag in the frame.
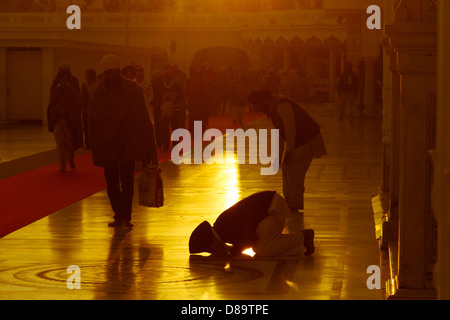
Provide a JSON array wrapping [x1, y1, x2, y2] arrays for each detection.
[[138, 164, 164, 208]]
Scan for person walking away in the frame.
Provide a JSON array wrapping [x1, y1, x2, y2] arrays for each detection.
[[135, 66, 154, 122], [337, 63, 359, 124], [47, 69, 83, 172], [151, 69, 164, 149], [229, 72, 248, 125], [89, 54, 158, 229], [247, 89, 327, 213], [80, 69, 97, 149], [186, 69, 215, 135], [159, 68, 184, 151]]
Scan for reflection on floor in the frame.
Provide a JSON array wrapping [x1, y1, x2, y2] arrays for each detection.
[[0, 106, 384, 300]]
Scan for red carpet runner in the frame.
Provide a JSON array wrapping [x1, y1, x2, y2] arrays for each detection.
[[0, 112, 264, 237]]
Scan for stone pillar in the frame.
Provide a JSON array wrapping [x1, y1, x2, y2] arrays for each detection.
[[329, 47, 337, 102], [433, 0, 450, 300], [41, 48, 54, 125], [384, 0, 437, 298], [362, 58, 377, 116], [380, 35, 400, 248], [0, 47, 6, 120]]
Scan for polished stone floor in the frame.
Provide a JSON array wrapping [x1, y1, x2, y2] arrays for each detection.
[[0, 105, 385, 300]]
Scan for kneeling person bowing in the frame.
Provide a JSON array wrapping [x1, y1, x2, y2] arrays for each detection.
[[189, 191, 315, 258]]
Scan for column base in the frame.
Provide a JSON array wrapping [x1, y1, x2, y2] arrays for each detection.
[[385, 241, 437, 300]]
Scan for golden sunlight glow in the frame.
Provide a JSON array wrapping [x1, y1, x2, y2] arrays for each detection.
[[285, 280, 300, 292], [242, 248, 256, 257], [221, 153, 241, 209]]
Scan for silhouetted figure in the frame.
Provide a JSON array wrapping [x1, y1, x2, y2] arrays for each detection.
[[135, 66, 154, 121], [186, 69, 214, 135], [247, 89, 327, 212], [338, 62, 359, 124], [80, 69, 97, 149], [159, 68, 185, 152], [89, 54, 158, 229], [50, 62, 80, 93], [228, 72, 248, 125], [47, 69, 83, 172], [151, 69, 164, 149], [189, 191, 315, 258]]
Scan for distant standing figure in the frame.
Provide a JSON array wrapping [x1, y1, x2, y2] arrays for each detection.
[[47, 69, 83, 172], [50, 62, 80, 93], [135, 66, 154, 121], [228, 73, 248, 125], [186, 69, 214, 134], [337, 63, 359, 124], [89, 54, 158, 229], [159, 68, 184, 151], [80, 69, 97, 149]]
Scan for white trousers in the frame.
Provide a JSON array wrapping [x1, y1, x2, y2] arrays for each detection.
[[282, 133, 327, 211], [253, 193, 305, 257]]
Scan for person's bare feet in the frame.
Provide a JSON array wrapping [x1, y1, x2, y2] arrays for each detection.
[[303, 229, 315, 256]]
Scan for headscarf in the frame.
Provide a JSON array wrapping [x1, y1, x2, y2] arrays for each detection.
[[189, 221, 213, 254]]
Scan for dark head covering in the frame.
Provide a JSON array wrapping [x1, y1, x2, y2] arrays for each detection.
[[54, 69, 72, 86], [189, 221, 213, 254], [246, 89, 271, 105]]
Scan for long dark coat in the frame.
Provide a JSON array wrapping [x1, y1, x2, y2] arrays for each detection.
[[89, 77, 158, 168], [47, 84, 83, 150]]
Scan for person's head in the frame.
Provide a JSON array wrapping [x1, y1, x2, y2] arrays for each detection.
[[247, 89, 272, 115], [85, 69, 97, 83], [189, 221, 213, 254], [55, 69, 72, 88], [189, 221, 230, 256], [100, 54, 123, 87], [121, 65, 136, 80], [163, 67, 174, 83], [58, 61, 71, 72]]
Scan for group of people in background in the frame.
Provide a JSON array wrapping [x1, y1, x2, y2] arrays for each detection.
[[47, 59, 261, 161]]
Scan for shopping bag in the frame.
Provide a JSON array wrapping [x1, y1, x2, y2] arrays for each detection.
[[138, 165, 164, 207]]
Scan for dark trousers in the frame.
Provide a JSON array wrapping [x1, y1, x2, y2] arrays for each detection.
[[160, 110, 185, 150], [82, 112, 89, 147], [104, 161, 135, 222]]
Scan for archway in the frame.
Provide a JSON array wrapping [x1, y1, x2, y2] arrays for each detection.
[[191, 47, 250, 73]]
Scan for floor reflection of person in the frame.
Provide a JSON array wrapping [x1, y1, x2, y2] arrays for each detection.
[[189, 191, 315, 258]]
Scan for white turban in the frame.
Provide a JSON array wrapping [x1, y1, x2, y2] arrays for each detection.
[[100, 54, 122, 72]]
